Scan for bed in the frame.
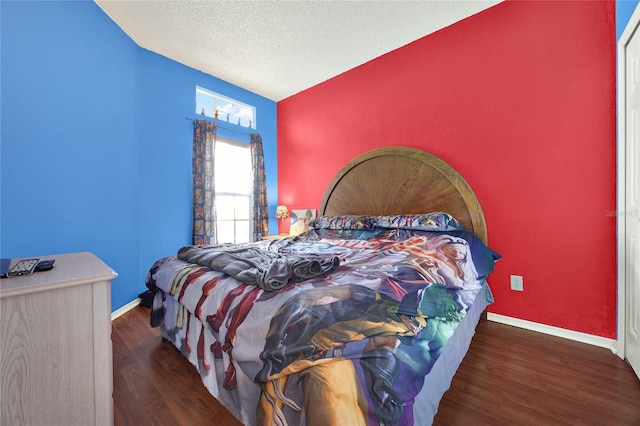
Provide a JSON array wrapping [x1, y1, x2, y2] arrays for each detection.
[[145, 146, 500, 426]]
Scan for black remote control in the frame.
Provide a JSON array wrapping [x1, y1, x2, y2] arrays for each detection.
[[7, 259, 40, 277]]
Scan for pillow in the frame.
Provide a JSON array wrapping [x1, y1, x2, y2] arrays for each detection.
[[309, 215, 377, 230], [310, 213, 463, 232], [303, 228, 384, 241], [450, 230, 502, 281], [374, 213, 463, 232]]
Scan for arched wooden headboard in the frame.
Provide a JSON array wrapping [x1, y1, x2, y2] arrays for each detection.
[[319, 146, 488, 243]]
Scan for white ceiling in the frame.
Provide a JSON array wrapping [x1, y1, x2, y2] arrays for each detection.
[[95, 0, 501, 101]]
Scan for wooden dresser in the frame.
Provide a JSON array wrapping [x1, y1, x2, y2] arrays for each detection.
[[0, 252, 117, 426]]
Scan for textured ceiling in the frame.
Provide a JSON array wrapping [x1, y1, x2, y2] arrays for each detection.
[[95, 1, 501, 101]]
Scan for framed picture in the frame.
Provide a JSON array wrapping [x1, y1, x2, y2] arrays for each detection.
[[289, 209, 316, 235]]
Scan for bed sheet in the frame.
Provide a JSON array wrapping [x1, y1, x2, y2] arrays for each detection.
[[157, 283, 488, 425], [414, 284, 488, 424], [146, 215, 500, 426]]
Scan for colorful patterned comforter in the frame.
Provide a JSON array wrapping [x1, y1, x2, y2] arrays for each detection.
[[146, 213, 500, 426]]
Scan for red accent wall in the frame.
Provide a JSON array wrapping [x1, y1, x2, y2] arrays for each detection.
[[277, 0, 617, 338]]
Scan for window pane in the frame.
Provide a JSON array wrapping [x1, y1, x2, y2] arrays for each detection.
[[235, 196, 251, 220], [227, 105, 253, 128], [216, 196, 236, 220], [195, 86, 255, 129], [216, 221, 235, 244], [195, 91, 214, 116], [235, 221, 251, 244], [215, 143, 252, 194], [216, 102, 234, 122]]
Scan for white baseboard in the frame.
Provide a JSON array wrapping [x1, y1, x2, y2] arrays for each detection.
[[111, 298, 141, 321], [487, 313, 616, 353]]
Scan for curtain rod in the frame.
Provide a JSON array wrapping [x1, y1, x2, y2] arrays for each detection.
[[185, 117, 253, 136]]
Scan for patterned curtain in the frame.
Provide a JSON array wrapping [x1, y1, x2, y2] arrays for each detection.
[[192, 119, 217, 245], [250, 133, 269, 241]]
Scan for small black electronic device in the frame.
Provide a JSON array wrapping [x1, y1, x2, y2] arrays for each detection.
[[36, 259, 56, 271], [6, 258, 40, 277]]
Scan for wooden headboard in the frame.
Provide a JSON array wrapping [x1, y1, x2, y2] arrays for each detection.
[[319, 146, 488, 243]]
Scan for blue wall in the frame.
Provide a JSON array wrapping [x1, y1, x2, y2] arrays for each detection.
[[618, 0, 640, 40], [1, 0, 277, 312]]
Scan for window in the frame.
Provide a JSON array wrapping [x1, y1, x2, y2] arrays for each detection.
[[215, 139, 252, 244], [196, 86, 256, 129]]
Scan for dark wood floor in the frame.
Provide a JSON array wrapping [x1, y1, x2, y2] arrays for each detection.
[[112, 306, 640, 425]]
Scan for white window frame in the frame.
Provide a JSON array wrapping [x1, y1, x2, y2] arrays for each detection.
[[214, 138, 253, 244], [196, 86, 256, 129]]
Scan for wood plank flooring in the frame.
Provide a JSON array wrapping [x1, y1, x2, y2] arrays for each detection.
[[112, 306, 640, 425]]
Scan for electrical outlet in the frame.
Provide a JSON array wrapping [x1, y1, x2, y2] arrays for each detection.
[[510, 275, 524, 291]]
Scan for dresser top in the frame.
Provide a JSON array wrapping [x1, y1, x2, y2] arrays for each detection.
[[0, 252, 117, 298]]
